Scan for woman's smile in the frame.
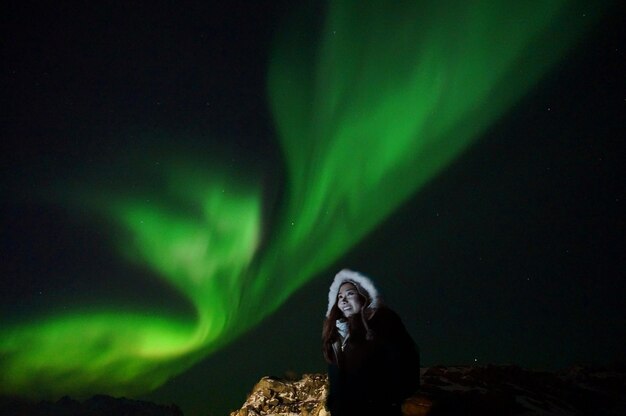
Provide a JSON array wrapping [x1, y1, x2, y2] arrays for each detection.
[[338, 283, 362, 317]]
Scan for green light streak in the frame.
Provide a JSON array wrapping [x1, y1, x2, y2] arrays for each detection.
[[0, 0, 602, 399], [1, 168, 262, 397], [259, 0, 599, 306], [1, 313, 196, 397]]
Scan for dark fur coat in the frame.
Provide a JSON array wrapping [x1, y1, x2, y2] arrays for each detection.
[[327, 307, 420, 416]]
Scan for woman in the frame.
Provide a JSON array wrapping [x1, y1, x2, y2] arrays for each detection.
[[323, 269, 420, 416]]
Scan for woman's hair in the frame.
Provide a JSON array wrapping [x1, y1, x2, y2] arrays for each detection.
[[322, 303, 345, 363], [322, 284, 369, 363]]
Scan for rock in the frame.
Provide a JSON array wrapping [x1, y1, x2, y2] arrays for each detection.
[[230, 374, 328, 416], [230, 365, 626, 415]]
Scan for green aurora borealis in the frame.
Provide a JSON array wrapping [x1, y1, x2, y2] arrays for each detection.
[[0, 0, 604, 399]]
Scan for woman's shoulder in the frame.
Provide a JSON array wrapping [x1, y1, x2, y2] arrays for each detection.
[[369, 306, 415, 345], [369, 306, 403, 328]]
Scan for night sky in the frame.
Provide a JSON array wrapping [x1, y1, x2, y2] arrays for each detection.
[[2, 1, 625, 415]]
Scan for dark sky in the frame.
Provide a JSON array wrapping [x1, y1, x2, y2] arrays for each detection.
[[2, 1, 625, 415]]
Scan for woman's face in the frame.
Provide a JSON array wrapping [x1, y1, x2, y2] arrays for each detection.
[[337, 282, 363, 318]]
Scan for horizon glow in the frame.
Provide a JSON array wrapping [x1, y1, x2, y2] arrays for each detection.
[[0, 0, 601, 399]]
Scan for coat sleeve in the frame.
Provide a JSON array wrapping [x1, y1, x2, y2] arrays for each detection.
[[326, 363, 340, 411], [371, 308, 420, 402]]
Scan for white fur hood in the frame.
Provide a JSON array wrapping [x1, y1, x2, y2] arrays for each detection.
[[326, 269, 380, 317]]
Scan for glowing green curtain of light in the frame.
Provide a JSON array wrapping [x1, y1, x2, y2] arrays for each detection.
[[256, 0, 599, 308], [0, 0, 601, 399], [1, 167, 262, 397]]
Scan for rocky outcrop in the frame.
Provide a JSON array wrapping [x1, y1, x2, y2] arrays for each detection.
[[230, 373, 329, 416], [230, 365, 626, 416], [2, 365, 622, 415], [418, 365, 626, 415]]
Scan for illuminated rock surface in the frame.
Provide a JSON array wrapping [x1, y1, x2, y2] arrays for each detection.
[[230, 365, 626, 416], [230, 374, 329, 416]]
